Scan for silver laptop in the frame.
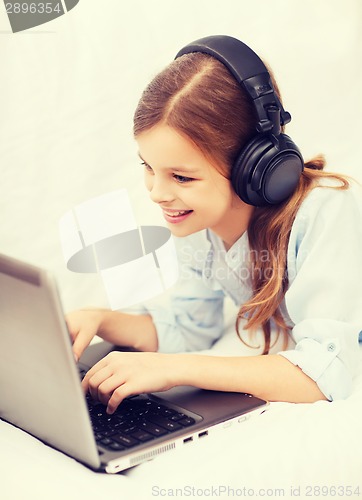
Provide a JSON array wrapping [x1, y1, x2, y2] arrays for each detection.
[[0, 253, 268, 473]]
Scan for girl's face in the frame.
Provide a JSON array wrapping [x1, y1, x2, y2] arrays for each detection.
[[136, 124, 253, 248]]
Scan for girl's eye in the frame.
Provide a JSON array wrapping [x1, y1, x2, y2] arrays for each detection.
[[141, 161, 153, 173], [140, 161, 193, 183], [173, 174, 194, 183]]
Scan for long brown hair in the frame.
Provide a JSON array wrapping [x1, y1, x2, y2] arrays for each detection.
[[133, 52, 349, 353]]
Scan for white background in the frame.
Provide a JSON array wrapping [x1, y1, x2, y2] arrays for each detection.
[[1, 0, 361, 313]]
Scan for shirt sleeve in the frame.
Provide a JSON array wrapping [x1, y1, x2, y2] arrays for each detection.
[[278, 183, 362, 400], [142, 231, 225, 353]]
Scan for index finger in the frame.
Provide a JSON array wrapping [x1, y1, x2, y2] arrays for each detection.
[[72, 330, 92, 363]]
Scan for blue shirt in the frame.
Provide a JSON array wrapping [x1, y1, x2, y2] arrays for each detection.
[[141, 181, 362, 401]]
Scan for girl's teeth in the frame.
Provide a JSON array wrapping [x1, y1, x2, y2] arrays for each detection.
[[167, 210, 189, 216]]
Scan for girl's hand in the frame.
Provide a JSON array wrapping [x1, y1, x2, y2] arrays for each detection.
[[65, 309, 104, 362], [81, 351, 181, 414]]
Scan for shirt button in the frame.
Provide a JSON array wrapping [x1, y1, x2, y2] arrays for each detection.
[[327, 343, 336, 352]]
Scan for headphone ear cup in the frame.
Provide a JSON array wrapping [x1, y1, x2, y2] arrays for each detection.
[[231, 135, 271, 206], [231, 134, 304, 206]]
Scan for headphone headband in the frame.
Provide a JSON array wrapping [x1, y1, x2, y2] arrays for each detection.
[[175, 35, 291, 136]]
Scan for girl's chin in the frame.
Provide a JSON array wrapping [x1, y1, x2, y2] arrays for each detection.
[[167, 224, 203, 238], [163, 212, 210, 237]]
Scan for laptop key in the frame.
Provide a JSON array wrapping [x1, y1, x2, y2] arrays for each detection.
[[108, 442, 126, 451], [160, 408, 176, 417], [130, 430, 154, 442], [92, 422, 107, 432], [113, 434, 139, 448], [140, 421, 168, 436], [178, 417, 196, 426], [147, 414, 182, 431], [99, 437, 113, 446], [97, 429, 118, 438], [169, 412, 187, 421], [116, 424, 138, 435]]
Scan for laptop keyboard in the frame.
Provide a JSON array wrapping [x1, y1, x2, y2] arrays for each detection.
[[88, 394, 197, 452], [79, 368, 198, 452]]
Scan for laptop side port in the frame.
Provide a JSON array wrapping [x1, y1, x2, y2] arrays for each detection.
[[183, 436, 193, 444], [198, 430, 209, 438]]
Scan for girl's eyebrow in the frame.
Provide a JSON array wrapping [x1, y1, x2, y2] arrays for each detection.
[[137, 153, 200, 174]]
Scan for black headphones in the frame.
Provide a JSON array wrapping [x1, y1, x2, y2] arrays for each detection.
[[175, 35, 304, 207]]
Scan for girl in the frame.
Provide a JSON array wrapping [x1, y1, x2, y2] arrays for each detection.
[[67, 35, 362, 415]]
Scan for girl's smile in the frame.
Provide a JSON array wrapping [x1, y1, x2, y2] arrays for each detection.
[[136, 124, 254, 248], [161, 208, 194, 224]]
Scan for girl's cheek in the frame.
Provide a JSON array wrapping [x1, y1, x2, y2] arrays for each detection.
[[144, 173, 153, 192]]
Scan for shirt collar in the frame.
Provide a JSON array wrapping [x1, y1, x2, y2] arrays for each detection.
[[206, 229, 249, 270]]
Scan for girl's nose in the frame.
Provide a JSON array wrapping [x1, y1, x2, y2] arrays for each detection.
[[148, 177, 175, 205]]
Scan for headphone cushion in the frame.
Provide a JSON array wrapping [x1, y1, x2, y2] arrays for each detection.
[[231, 134, 303, 206], [231, 135, 272, 205]]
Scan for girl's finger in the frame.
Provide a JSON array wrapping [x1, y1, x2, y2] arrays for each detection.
[[96, 375, 126, 406], [81, 360, 108, 393], [107, 384, 135, 414], [72, 329, 92, 363]]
